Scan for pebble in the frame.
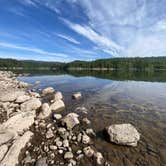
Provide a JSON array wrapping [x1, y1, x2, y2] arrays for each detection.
[[64, 152, 74, 159]]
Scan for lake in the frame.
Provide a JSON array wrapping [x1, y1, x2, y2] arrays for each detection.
[[18, 70, 166, 165]]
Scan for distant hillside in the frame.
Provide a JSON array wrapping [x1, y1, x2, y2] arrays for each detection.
[[0, 57, 166, 71]]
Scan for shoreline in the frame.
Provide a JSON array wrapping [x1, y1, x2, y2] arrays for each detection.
[[0, 71, 140, 166]]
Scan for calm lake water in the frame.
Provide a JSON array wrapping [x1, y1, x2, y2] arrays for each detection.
[[18, 70, 166, 166]]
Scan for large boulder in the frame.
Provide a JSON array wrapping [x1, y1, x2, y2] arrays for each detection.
[[0, 145, 8, 161], [61, 113, 79, 130], [38, 103, 51, 119], [42, 87, 54, 95], [50, 100, 65, 112], [0, 131, 33, 166], [106, 123, 140, 147], [20, 98, 41, 112]]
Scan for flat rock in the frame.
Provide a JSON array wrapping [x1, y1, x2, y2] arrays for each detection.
[[38, 103, 51, 119], [106, 123, 140, 147], [61, 113, 79, 130], [42, 87, 54, 95], [50, 100, 65, 112], [21, 98, 41, 112], [0, 131, 33, 166], [15, 95, 30, 103], [0, 145, 8, 161]]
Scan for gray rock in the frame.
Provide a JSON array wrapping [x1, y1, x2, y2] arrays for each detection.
[[64, 152, 73, 159], [61, 113, 79, 130], [42, 87, 54, 95], [106, 123, 140, 147], [50, 100, 65, 112], [36, 157, 47, 166], [21, 98, 41, 112], [82, 134, 91, 144]]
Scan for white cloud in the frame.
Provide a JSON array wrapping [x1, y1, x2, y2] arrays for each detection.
[[0, 42, 68, 58], [57, 34, 80, 44]]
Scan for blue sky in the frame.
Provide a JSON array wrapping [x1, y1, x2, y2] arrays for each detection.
[[0, 0, 166, 62]]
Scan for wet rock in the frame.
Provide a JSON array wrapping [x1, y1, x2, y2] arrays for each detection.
[[64, 152, 73, 159], [15, 95, 30, 103], [106, 123, 140, 147], [53, 113, 62, 120], [38, 103, 51, 119], [50, 100, 65, 112], [94, 152, 104, 165], [42, 87, 54, 95], [83, 146, 94, 157], [0, 145, 8, 161], [21, 98, 41, 112], [36, 157, 47, 166], [61, 113, 79, 130], [72, 92, 82, 100], [82, 134, 91, 144], [53, 91, 63, 101], [0, 131, 33, 166]]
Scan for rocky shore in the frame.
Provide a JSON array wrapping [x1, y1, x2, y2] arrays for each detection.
[[0, 71, 140, 166]]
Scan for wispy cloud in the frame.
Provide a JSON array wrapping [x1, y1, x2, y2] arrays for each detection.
[[62, 18, 123, 56], [57, 34, 80, 44], [0, 42, 68, 58]]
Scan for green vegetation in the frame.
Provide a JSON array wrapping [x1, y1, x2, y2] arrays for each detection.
[[0, 57, 166, 71]]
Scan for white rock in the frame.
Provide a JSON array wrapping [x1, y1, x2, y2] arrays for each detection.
[[53, 91, 63, 101], [64, 152, 73, 159], [72, 92, 82, 100], [15, 95, 30, 103], [50, 100, 65, 112], [18, 81, 29, 88], [46, 129, 54, 139], [106, 124, 140, 147], [63, 139, 69, 148], [83, 146, 94, 157], [42, 87, 54, 95], [50, 145, 57, 150], [38, 103, 51, 119], [53, 114, 62, 120], [82, 134, 91, 144], [0, 131, 33, 166], [0, 145, 8, 161], [94, 152, 104, 165], [61, 113, 79, 130], [21, 98, 41, 112]]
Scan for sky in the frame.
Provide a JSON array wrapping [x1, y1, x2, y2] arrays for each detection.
[[0, 0, 166, 62]]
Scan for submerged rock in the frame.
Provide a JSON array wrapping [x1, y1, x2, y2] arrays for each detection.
[[50, 100, 65, 112], [42, 87, 54, 95], [20, 98, 41, 112], [106, 123, 140, 147], [61, 113, 79, 130]]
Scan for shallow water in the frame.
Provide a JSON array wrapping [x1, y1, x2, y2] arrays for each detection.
[[18, 70, 166, 165]]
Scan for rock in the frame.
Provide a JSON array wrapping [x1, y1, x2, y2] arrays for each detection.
[[72, 92, 82, 100], [56, 140, 63, 147], [21, 98, 41, 112], [0, 131, 33, 166], [0, 145, 8, 161], [29, 91, 40, 98], [38, 103, 51, 119], [53, 91, 63, 101], [69, 159, 76, 166], [42, 87, 54, 95], [83, 146, 94, 157], [18, 81, 29, 88], [46, 129, 54, 139], [86, 129, 96, 137], [15, 95, 30, 103], [77, 133, 82, 142], [106, 124, 140, 147], [64, 152, 73, 159], [82, 134, 91, 144], [94, 152, 104, 165], [58, 149, 63, 154], [0, 111, 35, 134], [61, 113, 79, 130], [34, 81, 41, 85], [0, 130, 16, 146], [50, 100, 65, 112], [36, 157, 47, 166], [75, 107, 88, 114], [63, 139, 69, 148], [0, 91, 25, 102], [82, 118, 91, 124], [58, 128, 69, 139], [50, 145, 57, 150], [53, 114, 62, 120]]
